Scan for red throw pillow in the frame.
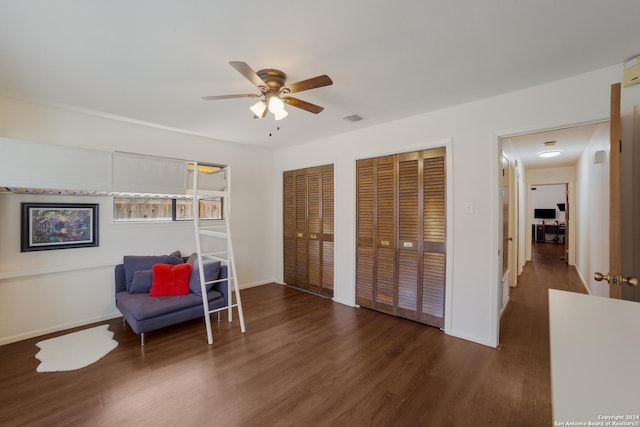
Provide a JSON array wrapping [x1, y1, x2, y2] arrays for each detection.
[[149, 263, 192, 297]]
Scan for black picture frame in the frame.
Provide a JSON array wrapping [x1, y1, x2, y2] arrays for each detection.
[[21, 203, 99, 252]]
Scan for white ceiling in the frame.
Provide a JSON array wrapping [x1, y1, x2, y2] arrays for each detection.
[[504, 122, 606, 169], [1, 1, 639, 151]]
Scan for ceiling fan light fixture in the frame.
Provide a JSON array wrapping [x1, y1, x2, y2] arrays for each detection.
[[274, 108, 288, 121], [268, 95, 285, 113], [536, 149, 563, 158], [249, 100, 267, 117], [203, 62, 332, 120]]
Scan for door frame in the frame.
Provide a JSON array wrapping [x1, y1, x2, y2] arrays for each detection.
[[492, 120, 607, 346]]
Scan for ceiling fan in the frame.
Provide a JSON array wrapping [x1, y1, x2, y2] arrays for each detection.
[[202, 61, 333, 120]]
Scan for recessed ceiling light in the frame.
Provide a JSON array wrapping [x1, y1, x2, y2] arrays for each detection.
[[536, 150, 563, 158]]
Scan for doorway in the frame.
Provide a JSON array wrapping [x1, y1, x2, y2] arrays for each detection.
[[499, 121, 610, 306]]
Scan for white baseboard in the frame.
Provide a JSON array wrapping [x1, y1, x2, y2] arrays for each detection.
[[239, 280, 273, 290], [500, 296, 510, 317], [574, 266, 592, 295], [0, 313, 122, 346], [446, 328, 497, 348], [332, 297, 358, 307], [1, 281, 274, 347]]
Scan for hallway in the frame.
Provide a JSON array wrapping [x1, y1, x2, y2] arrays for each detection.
[[498, 242, 587, 423]]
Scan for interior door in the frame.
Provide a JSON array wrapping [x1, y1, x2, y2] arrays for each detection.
[[564, 183, 569, 264], [627, 106, 640, 301], [374, 155, 396, 313], [283, 165, 334, 296], [501, 154, 510, 278], [356, 158, 375, 307], [595, 83, 638, 296], [610, 82, 622, 299]]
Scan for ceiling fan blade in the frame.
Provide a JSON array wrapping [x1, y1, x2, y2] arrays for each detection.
[[283, 75, 333, 94], [229, 61, 267, 90], [202, 94, 260, 100], [282, 96, 324, 114]]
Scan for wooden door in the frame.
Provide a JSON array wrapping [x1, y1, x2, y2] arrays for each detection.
[[626, 106, 640, 302], [321, 165, 335, 295], [595, 83, 639, 298], [283, 171, 296, 284], [356, 159, 375, 307], [375, 156, 397, 313], [356, 148, 446, 328], [307, 167, 322, 294], [501, 154, 509, 277], [609, 82, 623, 299], [420, 148, 446, 327], [283, 165, 334, 297], [564, 183, 569, 264], [396, 152, 420, 320], [306, 165, 334, 296], [294, 169, 308, 289]]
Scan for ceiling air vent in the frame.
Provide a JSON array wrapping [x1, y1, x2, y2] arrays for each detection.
[[543, 140, 557, 147], [343, 114, 365, 123]]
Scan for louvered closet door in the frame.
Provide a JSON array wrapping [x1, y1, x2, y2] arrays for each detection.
[[283, 171, 296, 284], [307, 167, 322, 294], [397, 152, 421, 320], [420, 148, 446, 327], [356, 159, 375, 307], [294, 170, 308, 288], [355, 148, 446, 328], [374, 156, 396, 313], [321, 165, 334, 295], [283, 165, 334, 297]]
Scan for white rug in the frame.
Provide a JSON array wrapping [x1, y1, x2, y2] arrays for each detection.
[[35, 324, 118, 373]]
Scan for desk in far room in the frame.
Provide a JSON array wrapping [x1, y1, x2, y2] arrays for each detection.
[[531, 224, 565, 243]]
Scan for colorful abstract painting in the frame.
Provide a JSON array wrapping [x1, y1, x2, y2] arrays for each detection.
[[21, 203, 99, 251]]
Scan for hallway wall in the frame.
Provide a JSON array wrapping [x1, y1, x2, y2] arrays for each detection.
[[575, 122, 610, 296]]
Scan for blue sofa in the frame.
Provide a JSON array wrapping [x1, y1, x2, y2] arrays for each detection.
[[114, 254, 228, 345]]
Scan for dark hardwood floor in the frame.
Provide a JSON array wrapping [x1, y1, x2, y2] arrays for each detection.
[[0, 243, 586, 426]]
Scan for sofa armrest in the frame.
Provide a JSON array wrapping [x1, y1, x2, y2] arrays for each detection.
[[211, 265, 229, 306], [115, 264, 126, 293]]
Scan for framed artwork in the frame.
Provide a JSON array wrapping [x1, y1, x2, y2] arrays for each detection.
[[21, 203, 99, 252]]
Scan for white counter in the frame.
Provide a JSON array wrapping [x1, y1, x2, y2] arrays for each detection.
[[549, 289, 640, 424]]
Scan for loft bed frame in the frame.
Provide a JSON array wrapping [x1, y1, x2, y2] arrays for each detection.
[[0, 137, 226, 196], [0, 137, 245, 344]]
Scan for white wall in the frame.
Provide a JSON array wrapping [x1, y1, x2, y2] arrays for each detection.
[[274, 64, 635, 348], [530, 184, 567, 225], [575, 122, 610, 296], [0, 97, 278, 344]]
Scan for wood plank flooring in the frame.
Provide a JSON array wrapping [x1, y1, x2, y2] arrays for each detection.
[[0, 243, 586, 426]]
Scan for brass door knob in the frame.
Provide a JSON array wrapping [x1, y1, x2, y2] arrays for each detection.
[[594, 272, 611, 283], [594, 272, 638, 287]]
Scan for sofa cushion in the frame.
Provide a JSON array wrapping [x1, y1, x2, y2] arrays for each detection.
[[187, 256, 222, 296], [116, 289, 224, 321], [129, 269, 153, 294], [149, 263, 192, 297], [123, 255, 183, 291]]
